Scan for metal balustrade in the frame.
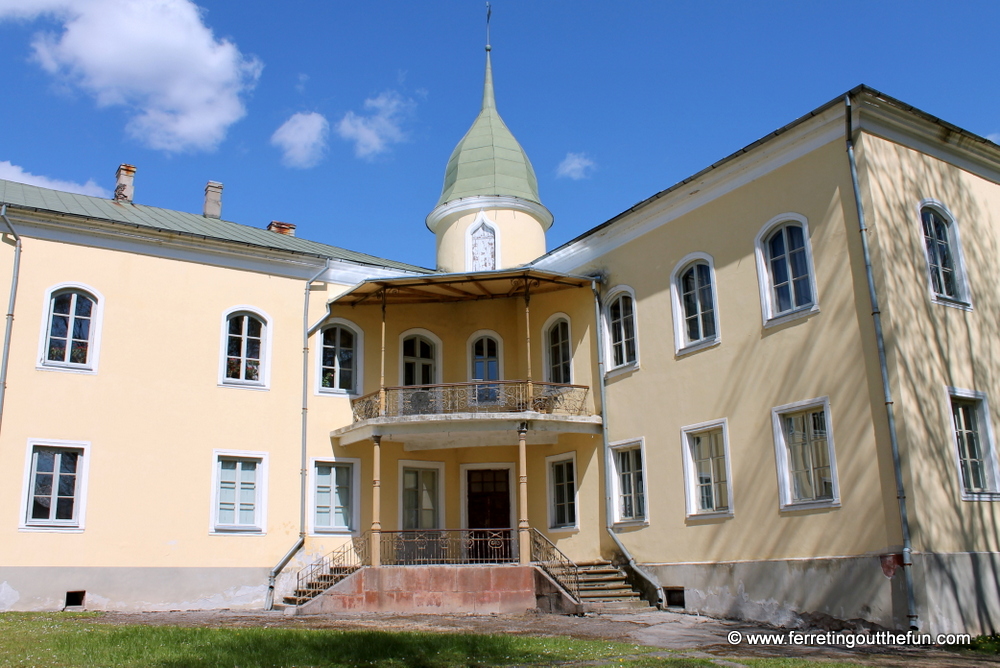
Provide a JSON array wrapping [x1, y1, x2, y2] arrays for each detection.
[[377, 529, 518, 565], [351, 381, 590, 422]]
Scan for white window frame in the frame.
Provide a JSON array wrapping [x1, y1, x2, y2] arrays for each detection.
[[398, 328, 443, 385], [670, 253, 721, 356], [36, 283, 105, 374], [545, 452, 579, 532], [947, 387, 1000, 501], [681, 419, 734, 519], [210, 449, 268, 534], [542, 312, 573, 384], [466, 329, 504, 381], [397, 459, 446, 530], [459, 462, 516, 530], [464, 210, 502, 272], [919, 200, 972, 310], [218, 306, 272, 390], [604, 286, 639, 375], [771, 396, 840, 510], [309, 457, 361, 534], [19, 439, 91, 532], [608, 438, 648, 526], [316, 318, 364, 396], [754, 213, 820, 328]]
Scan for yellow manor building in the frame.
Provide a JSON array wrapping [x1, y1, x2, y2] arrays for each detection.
[[2, 47, 1000, 635]]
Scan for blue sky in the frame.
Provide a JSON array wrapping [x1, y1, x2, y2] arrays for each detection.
[[1, 1, 998, 270]]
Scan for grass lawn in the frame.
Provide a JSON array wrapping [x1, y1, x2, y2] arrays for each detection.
[[0, 612, 888, 668]]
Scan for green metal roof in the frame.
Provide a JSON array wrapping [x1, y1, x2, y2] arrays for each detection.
[[0, 179, 430, 273], [436, 50, 542, 207]]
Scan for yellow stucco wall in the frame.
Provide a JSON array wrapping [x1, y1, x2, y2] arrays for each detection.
[[434, 208, 547, 273]]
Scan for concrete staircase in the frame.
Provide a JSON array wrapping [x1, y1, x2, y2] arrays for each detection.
[[282, 564, 361, 607], [576, 561, 654, 612]]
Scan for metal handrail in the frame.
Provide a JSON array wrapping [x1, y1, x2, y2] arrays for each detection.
[[292, 532, 370, 603], [377, 529, 518, 565], [529, 528, 580, 602]]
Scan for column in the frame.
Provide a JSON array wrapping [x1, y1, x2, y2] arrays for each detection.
[[517, 424, 530, 564], [370, 434, 382, 567]]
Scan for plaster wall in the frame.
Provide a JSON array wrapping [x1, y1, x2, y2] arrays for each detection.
[[434, 208, 547, 273]]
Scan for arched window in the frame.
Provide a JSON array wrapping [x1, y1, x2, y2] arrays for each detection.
[[546, 318, 571, 384], [606, 290, 637, 368], [321, 325, 357, 393], [921, 205, 969, 303], [470, 335, 500, 381], [754, 214, 818, 326], [403, 334, 436, 386], [766, 223, 812, 314], [680, 263, 716, 344], [44, 289, 97, 367], [224, 312, 266, 384]]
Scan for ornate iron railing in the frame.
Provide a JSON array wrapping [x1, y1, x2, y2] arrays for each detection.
[[530, 528, 580, 602], [351, 381, 590, 422], [378, 529, 518, 565], [290, 532, 370, 605]]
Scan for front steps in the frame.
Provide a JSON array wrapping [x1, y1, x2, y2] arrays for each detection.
[[577, 561, 654, 613], [282, 565, 360, 606]]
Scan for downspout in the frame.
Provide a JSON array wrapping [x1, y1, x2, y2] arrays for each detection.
[[0, 204, 22, 437], [265, 259, 330, 610], [591, 279, 663, 609], [844, 94, 919, 629]]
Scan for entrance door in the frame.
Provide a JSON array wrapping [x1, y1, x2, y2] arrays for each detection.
[[466, 469, 513, 562]]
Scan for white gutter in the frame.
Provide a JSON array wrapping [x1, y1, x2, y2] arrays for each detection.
[[0, 204, 22, 436]]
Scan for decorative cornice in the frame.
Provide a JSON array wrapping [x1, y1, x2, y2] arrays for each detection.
[[426, 194, 553, 233]]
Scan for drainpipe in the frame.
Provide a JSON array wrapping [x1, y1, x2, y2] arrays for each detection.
[[844, 94, 919, 630], [590, 279, 663, 608], [0, 204, 22, 437], [265, 259, 330, 610]]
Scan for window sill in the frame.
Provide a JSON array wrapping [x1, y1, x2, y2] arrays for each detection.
[[764, 303, 820, 329], [19, 525, 83, 533], [36, 363, 96, 375], [547, 525, 579, 534], [676, 338, 721, 357], [962, 492, 1000, 502], [932, 296, 973, 312], [317, 388, 360, 398], [685, 510, 733, 521], [312, 527, 357, 535], [605, 362, 638, 380], [778, 499, 841, 512], [211, 527, 264, 535], [218, 381, 269, 392], [612, 519, 649, 529]]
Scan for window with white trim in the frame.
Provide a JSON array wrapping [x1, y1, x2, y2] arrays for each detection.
[[224, 312, 266, 385], [948, 389, 999, 498], [610, 441, 646, 522], [41, 286, 102, 372], [213, 454, 266, 532], [546, 318, 571, 383], [771, 398, 839, 509], [606, 290, 638, 368], [26, 445, 84, 527], [320, 324, 358, 393], [402, 466, 440, 529], [755, 215, 819, 325], [681, 421, 732, 517], [547, 454, 577, 529], [314, 461, 355, 531], [402, 335, 436, 386], [921, 205, 970, 305]]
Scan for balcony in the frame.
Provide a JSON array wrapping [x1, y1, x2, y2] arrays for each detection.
[[332, 381, 601, 449], [351, 380, 590, 421]]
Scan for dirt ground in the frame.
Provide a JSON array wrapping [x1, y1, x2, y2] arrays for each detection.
[[89, 609, 1000, 668]]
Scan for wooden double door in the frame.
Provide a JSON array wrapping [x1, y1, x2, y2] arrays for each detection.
[[466, 468, 514, 562]]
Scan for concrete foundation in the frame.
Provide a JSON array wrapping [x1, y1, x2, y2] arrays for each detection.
[[917, 551, 1000, 636], [0, 567, 271, 612], [298, 565, 538, 615]]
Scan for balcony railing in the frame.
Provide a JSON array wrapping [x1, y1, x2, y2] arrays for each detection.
[[351, 381, 590, 422], [378, 529, 518, 565]]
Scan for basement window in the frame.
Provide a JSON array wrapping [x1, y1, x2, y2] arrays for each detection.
[[64, 591, 85, 608], [663, 587, 685, 609]]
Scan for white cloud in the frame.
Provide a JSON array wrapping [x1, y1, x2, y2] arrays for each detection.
[[336, 91, 414, 159], [295, 73, 309, 93], [556, 152, 596, 180], [0, 0, 262, 152], [270, 112, 329, 169], [987, 133, 1000, 144], [0, 160, 109, 197]]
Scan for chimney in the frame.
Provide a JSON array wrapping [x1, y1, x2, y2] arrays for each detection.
[[266, 221, 296, 236], [203, 181, 223, 219], [114, 164, 136, 202]]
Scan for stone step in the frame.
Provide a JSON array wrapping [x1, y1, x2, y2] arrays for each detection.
[[579, 590, 642, 600], [578, 573, 629, 583], [583, 599, 654, 612]]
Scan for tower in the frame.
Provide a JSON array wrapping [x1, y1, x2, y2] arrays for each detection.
[[425, 43, 553, 273]]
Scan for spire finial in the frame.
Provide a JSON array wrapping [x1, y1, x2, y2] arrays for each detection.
[[482, 3, 495, 109], [485, 2, 492, 51]]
